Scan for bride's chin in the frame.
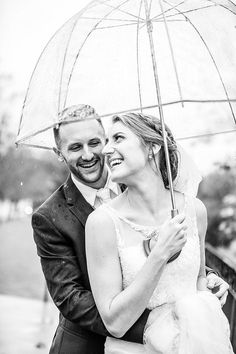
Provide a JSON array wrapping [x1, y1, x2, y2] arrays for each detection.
[[110, 171, 127, 184]]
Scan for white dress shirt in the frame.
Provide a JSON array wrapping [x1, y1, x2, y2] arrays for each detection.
[[71, 171, 120, 208]]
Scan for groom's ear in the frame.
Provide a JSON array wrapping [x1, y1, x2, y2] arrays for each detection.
[[53, 147, 64, 162]]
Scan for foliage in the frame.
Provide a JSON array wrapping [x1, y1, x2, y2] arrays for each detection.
[[0, 72, 68, 206], [199, 163, 236, 248], [0, 146, 67, 205]]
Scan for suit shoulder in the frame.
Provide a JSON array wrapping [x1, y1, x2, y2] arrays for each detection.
[[33, 183, 65, 217]]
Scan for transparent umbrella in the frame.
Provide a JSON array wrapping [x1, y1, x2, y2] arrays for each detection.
[[16, 0, 236, 213]]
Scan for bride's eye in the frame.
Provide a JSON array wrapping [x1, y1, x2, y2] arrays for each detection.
[[114, 134, 124, 143]]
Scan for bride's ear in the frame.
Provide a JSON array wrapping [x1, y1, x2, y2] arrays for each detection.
[[149, 144, 161, 158], [148, 144, 161, 161]]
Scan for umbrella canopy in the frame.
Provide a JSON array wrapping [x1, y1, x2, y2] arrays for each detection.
[[16, 0, 236, 150]]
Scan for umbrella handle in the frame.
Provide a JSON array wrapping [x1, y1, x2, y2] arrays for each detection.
[[171, 209, 179, 218], [143, 209, 182, 262], [167, 208, 181, 263]]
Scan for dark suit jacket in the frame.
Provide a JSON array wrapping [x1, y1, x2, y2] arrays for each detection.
[[32, 175, 150, 354]]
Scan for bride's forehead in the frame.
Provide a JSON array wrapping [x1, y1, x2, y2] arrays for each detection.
[[108, 121, 130, 135]]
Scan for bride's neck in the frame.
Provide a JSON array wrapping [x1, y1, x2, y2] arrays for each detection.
[[126, 177, 169, 216]]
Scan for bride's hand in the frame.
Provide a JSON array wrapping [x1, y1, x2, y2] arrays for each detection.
[[152, 213, 187, 259]]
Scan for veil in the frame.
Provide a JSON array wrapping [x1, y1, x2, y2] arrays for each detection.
[[173, 144, 202, 198]]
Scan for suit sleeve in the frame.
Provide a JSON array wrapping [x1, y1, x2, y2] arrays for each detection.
[[32, 210, 150, 342], [32, 210, 109, 336]]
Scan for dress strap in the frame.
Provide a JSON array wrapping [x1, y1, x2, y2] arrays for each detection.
[[101, 204, 159, 239]]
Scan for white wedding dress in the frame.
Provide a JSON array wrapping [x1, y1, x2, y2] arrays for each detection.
[[101, 196, 234, 354]]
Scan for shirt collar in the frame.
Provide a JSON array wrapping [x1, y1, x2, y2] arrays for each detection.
[[71, 171, 119, 207]]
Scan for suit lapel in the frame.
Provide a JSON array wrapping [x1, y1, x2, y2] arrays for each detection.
[[63, 175, 94, 226]]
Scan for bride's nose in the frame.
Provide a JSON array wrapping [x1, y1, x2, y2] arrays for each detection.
[[102, 140, 115, 156]]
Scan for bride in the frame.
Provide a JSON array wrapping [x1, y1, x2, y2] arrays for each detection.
[[85, 112, 234, 353]]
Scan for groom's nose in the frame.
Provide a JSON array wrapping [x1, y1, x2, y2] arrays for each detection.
[[81, 145, 94, 160]]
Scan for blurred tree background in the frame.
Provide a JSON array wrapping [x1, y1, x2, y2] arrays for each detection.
[[199, 162, 236, 262], [0, 146, 67, 207], [0, 73, 67, 210]]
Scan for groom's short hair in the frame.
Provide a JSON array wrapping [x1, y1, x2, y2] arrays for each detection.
[[53, 104, 104, 149]]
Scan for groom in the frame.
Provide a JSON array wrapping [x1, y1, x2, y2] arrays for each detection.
[[32, 104, 229, 354]]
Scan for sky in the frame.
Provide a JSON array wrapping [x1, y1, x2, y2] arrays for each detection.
[[0, 0, 89, 89], [0, 0, 89, 133]]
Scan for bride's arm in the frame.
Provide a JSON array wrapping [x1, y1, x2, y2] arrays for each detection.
[[85, 208, 186, 338], [85, 208, 166, 338], [195, 198, 208, 291]]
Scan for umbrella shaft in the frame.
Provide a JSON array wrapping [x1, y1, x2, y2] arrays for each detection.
[[144, 0, 177, 214]]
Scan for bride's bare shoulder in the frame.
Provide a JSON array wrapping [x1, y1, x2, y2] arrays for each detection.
[[86, 207, 117, 247], [86, 206, 111, 226], [193, 198, 207, 238], [194, 198, 207, 220]]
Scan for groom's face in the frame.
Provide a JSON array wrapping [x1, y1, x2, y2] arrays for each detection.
[[58, 119, 107, 188]]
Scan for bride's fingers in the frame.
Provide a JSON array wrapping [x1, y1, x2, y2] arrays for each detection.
[[172, 213, 186, 224], [219, 291, 228, 307], [174, 222, 187, 234], [176, 229, 187, 240]]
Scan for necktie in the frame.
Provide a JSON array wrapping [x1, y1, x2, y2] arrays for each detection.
[[96, 187, 111, 204]]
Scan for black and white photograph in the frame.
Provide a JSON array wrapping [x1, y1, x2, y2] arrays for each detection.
[[0, 1, 236, 353]]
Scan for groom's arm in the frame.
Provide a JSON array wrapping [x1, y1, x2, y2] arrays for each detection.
[[32, 209, 109, 336], [121, 309, 150, 343]]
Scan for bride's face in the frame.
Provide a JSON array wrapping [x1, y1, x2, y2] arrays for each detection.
[[103, 121, 149, 183]]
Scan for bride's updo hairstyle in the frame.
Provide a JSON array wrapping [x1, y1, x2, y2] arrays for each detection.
[[112, 112, 178, 188]]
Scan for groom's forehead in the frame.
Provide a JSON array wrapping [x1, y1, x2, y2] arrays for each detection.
[[60, 119, 105, 143]]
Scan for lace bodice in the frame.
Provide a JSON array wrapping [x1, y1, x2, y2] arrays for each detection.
[[101, 196, 201, 309]]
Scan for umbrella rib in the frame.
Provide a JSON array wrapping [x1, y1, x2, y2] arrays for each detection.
[[159, 0, 184, 104], [16, 121, 64, 146], [58, 19, 80, 114], [16, 128, 236, 150], [148, 0, 154, 16], [208, 0, 236, 16], [16, 143, 54, 151], [144, 0, 177, 213], [226, 0, 236, 9], [63, 0, 132, 109], [101, 0, 145, 21], [16, 99, 236, 147], [78, 16, 140, 22], [164, 0, 236, 124], [151, 4, 216, 21], [139, 0, 186, 29], [96, 22, 141, 29], [17, 2, 98, 139], [177, 129, 236, 141], [98, 98, 236, 118], [150, 0, 185, 21], [152, 19, 186, 22], [17, 11, 85, 138], [139, 17, 185, 30], [136, 0, 144, 112]]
